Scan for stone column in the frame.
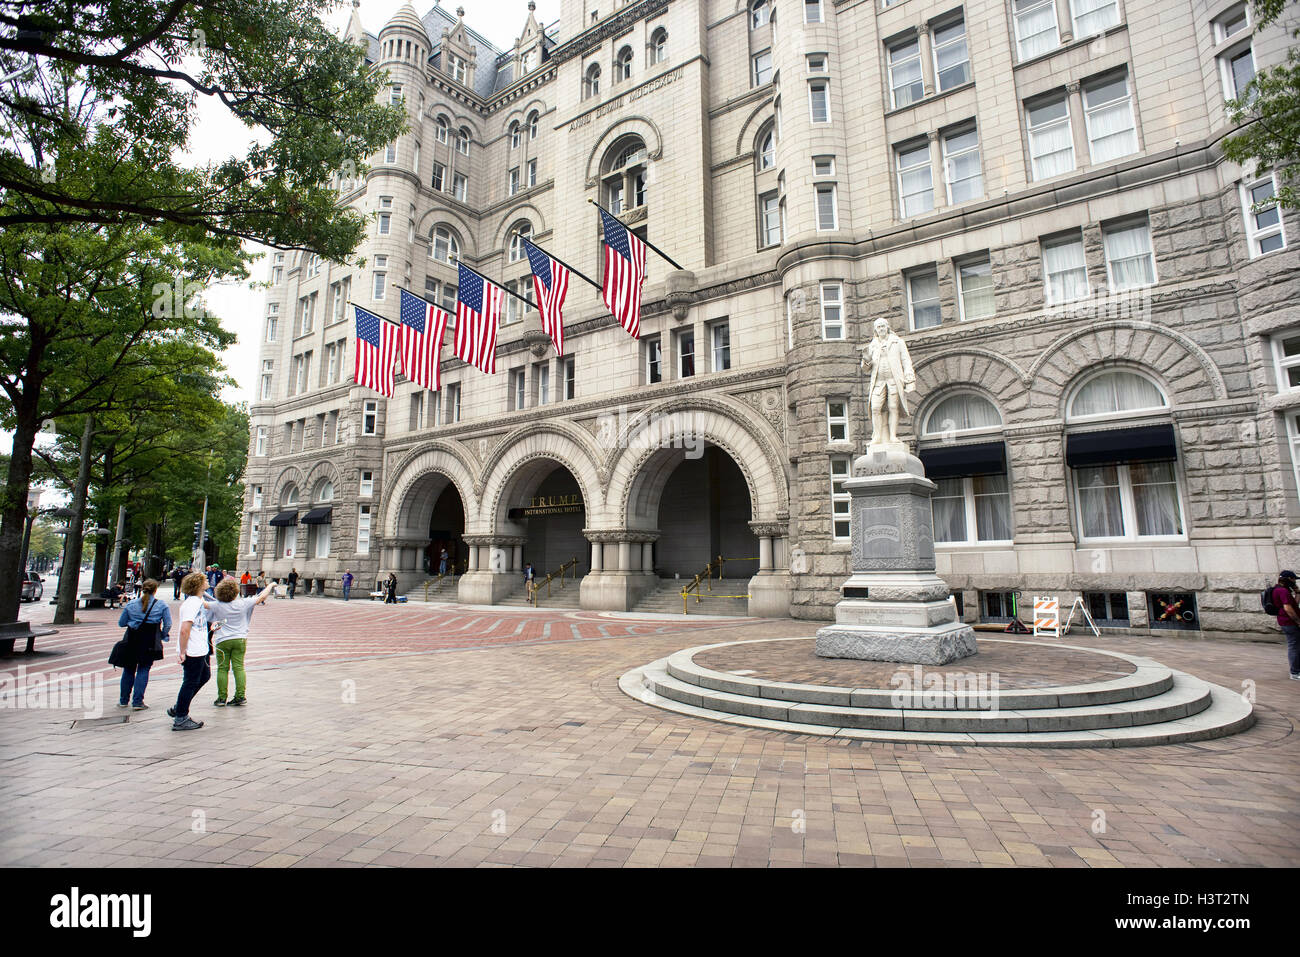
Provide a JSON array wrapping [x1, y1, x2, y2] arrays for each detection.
[[759, 536, 774, 572], [590, 540, 603, 571], [580, 529, 659, 611], [457, 534, 524, 605], [747, 519, 793, 618], [641, 541, 655, 573], [617, 541, 631, 572], [1066, 81, 1088, 166], [511, 544, 522, 572], [927, 130, 944, 212]]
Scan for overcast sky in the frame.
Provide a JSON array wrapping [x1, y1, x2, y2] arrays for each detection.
[[200, 0, 556, 409]]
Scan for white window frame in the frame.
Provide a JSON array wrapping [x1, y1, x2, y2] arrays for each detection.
[[1013, 0, 1060, 61], [931, 475, 1016, 546], [1271, 330, 1300, 393], [808, 79, 830, 123], [255, 427, 267, 456], [1102, 219, 1157, 290], [813, 156, 835, 176], [1070, 0, 1120, 38], [1083, 73, 1138, 165], [384, 142, 397, 164], [896, 142, 934, 218], [1242, 174, 1287, 257], [711, 321, 731, 372], [1042, 233, 1090, 305], [362, 400, 378, 435], [831, 456, 852, 540], [820, 282, 844, 340], [931, 17, 970, 92], [1221, 44, 1256, 101], [677, 328, 695, 378], [888, 37, 923, 110], [942, 126, 982, 204], [360, 470, 374, 497], [815, 183, 837, 231], [527, 159, 538, 187], [753, 49, 773, 86], [1027, 94, 1075, 180], [645, 336, 663, 384], [249, 521, 259, 555], [956, 255, 995, 321], [804, 0, 822, 23], [827, 398, 850, 443], [357, 505, 371, 556], [562, 357, 576, 400], [1072, 461, 1186, 543], [252, 485, 263, 510], [907, 268, 941, 330], [509, 167, 520, 196], [452, 173, 468, 202], [759, 191, 782, 247], [1214, 3, 1250, 42]]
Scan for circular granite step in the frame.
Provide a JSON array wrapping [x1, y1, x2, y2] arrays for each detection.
[[619, 637, 1256, 748]]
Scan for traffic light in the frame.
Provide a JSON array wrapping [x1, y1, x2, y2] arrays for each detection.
[[192, 522, 202, 549]]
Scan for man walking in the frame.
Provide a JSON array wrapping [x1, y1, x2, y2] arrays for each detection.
[[168, 571, 211, 731], [171, 565, 184, 601], [342, 569, 353, 602], [1271, 570, 1300, 679], [287, 567, 298, 599], [439, 547, 449, 577]]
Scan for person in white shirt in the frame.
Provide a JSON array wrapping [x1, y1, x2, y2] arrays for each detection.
[[204, 577, 275, 707], [168, 571, 212, 731]]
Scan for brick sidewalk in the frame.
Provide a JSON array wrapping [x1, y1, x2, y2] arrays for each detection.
[[0, 607, 1296, 867]]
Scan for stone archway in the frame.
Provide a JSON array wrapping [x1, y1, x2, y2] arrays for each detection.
[[382, 442, 479, 593]]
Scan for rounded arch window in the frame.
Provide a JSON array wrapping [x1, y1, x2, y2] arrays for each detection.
[[435, 115, 449, 143], [650, 28, 668, 64], [282, 485, 300, 507], [508, 222, 533, 262], [602, 135, 648, 214], [584, 63, 601, 99], [615, 46, 633, 82], [757, 123, 776, 170], [527, 111, 539, 139], [509, 120, 520, 148], [314, 479, 334, 503], [923, 392, 1003, 436], [431, 225, 460, 263], [751, 0, 770, 29], [1068, 370, 1168, 420], [456, 127, 471, 155]]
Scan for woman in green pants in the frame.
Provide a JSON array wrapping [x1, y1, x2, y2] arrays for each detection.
[[205, 577, 275, 707]]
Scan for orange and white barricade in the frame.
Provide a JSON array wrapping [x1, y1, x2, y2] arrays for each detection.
[[1032, 596, 1060, 638]]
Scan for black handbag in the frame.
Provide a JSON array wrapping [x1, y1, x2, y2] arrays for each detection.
[[108, 638, 131, 668]]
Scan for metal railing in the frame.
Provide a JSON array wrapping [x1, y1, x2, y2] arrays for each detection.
[[532, 556, 579, 606], [423, 560, 466, 601], [679, 554, 755, 614]]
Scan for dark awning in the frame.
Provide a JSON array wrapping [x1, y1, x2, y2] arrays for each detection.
[[918, 441, 1007, 480], [269, 510, 298, 527], [301, 506, 333, 525], [1066, 424, 1177, 468]]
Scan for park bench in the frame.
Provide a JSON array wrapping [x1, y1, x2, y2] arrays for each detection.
[[78, 593, 109, 609]]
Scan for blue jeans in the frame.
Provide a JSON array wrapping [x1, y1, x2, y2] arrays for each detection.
[[174, 654, 210, 719], [119, 660, 152, 707], [1284, 624, 1300, 675], [343, 583, 351, 601]]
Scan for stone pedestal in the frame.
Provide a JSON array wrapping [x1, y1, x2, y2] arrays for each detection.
[[815, 445, 976, 665]]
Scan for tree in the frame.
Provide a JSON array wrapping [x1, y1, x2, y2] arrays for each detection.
[[0, 0, 406, 259], [1223, 0, 1300, 210]]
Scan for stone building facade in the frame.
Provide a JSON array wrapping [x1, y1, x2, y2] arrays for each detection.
[[241, 0, 1300, 637]]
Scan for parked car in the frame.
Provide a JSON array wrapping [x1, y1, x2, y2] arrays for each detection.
[[20, 572, 43, 602]]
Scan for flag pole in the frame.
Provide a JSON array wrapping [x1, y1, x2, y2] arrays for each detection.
[[522, 238, 602, 292], [587, 197, 684, 271], [346, 300, 402, 327], [451, 258, 539, 311]]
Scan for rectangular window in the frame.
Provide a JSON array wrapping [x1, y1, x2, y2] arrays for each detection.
[[445, 383, 461, 423], [1084, 73, 1137, 164], [1272, 332, 1300, 392], [677, 329, 695, 378], [509, 167, 520, 196], [820, 282, 844, 340], [1071, 0, 1119, 36], [809, 80, 829, 123], [266, 316, 278, 343], [527, 159, 537, 187], [896, 142, 933, 217], [261, 360, 274, 400], [357, 505, 371, 556], [888, 37, 923, 109], [943, 126, 982, 204], [1075, 461, 1184, 540], [453, 174, 467, 202], [807, 53, 827, 72], [373, 270, 386, 300], [1102, 219, 1156, 289], [505, 281, 522, 324], [432, 161, 446, 192], [980, 590, 1017, 622], [1042, 234, 1089, 304], [440, 283, 457, 314], [1085, 591, 1130, 625], [562, 357, 576, 399], [363, 400, 378, 435], [1013, 0, 1059, 60], [378, 203, 391, 235], [537, 363, 550, 405], [932, 18, 970, 91], [384, 142, 397, 164], [409, 391, 425, 430], [1215, 4, 1250, 41], [711, 321, 731, 372], [509, 368, 526, 410], [390, 84, 402, 105], [1028, 94, 1075, 179], [359, 470, 374, 497], [816, 184, 837, 230], [907, 269, 941, 329], [827, 399, 849, 442], [1224, 46, 1256, 101], [753, 50, 773, 86], [249, 522, 259, 555], [759, 191, 782, 247], [252, 485, 263, 510], [645, 337, 663, 384], [804, 0, 822, 23], [1243, 175, 1286, 256], [813, 156, 835, 176], [255, 427, 267, 456], [329, 277, 350, 324], [957, 255, 995, 321], [831, 456, 852, 540]]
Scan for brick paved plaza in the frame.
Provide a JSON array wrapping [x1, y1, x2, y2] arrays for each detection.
[[1, 598, 1297, 868]]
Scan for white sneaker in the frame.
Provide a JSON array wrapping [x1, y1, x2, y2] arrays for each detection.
[[1291, 673, 1300, 680]]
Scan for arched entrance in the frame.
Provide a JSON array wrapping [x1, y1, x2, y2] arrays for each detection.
[[509, 464, 588, 577], [651, 445, 759, 579], [424, 482, 465, 576]]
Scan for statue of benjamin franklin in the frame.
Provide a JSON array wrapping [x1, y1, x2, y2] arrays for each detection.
[[859, 317, 917, 450]]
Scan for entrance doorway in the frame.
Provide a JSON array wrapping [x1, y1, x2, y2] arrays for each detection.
[[508, 465, 587, 578], [425, 482, 465, 575], [654, 445, 759, 578]]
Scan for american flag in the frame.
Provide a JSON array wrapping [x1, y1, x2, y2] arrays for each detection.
[[353, 304, 399, 396], [454, 263, 502, 374], [599, 207, 646, 339], [398, 288, 450, 391], [522, 238, 570, 356]]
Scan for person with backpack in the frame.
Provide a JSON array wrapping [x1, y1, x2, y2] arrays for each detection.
[[1265, 570, 1300, 679], [114, 579, 171, 710], [287, 567, 299, 599]]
